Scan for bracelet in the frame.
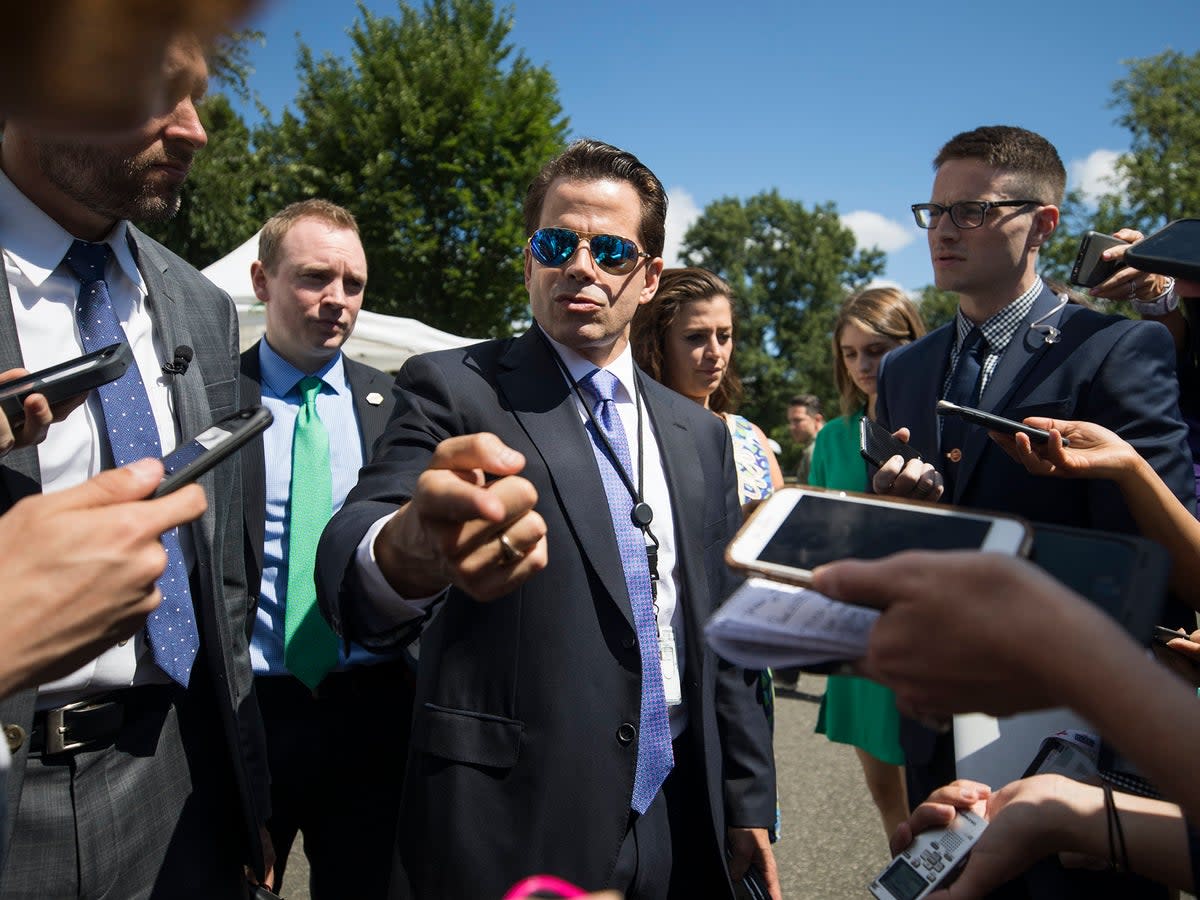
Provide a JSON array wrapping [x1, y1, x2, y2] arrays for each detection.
[[1130, 279, 1178, 318], [1104, 780, 1130, 872]]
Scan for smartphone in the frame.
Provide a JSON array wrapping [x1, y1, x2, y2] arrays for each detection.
[[1069, 231, 1125, 287], [725, 488, 1031, 586], [869, 808, 987, 900], [860, 417, 922, 468], [153, 406, 273, 497], [1153, 624, 1189, 646], [1125, 218, 1200, 282], [936, 400, 1069, 447], [0, 342, 131, 427]]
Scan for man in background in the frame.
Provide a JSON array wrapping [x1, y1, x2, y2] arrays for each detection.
[[786, 393, 824, 484], [241, 199, 409, 898]]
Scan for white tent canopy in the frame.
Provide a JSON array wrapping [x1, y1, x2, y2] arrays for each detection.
[[200, 230, 477, 372]]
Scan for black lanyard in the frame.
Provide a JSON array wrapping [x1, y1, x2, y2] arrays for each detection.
[[540, 331, 662, 596]]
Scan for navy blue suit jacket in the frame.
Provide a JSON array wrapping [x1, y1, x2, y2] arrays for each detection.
[[876, 285, 1195, 529], [315, 329, 776, 899]]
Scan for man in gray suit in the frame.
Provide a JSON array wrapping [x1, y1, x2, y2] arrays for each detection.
[[0, 35, 271, 898]]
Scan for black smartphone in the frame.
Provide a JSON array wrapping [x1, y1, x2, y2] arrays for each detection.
[[1069, 231, 1125, 287], [154, 406, 273, 497], [859, 416, 922, 468], [935, 400, 1069, 446], [0, 342, 132, 427], [1125, 218, 1200, 282]]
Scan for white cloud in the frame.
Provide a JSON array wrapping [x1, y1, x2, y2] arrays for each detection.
[[841, 210, 914, 254], [1069, 149, 1127, 203], [663, 186, 701, 266]]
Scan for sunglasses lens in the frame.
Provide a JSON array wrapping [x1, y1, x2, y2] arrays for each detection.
[[530, 228, 578, 267], [590, 235, 637, 273]]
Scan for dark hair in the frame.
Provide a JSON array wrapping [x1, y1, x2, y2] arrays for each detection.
[[934, 125, 1066, 206], [789, 393, 822, 417], [523, 138, 667, 257], [259, 199, 359, 272], [630, 267, 742, 413], [832, 287, 927, 416]]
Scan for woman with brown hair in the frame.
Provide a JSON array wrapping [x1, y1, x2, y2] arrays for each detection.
[[631, 267, 783, 504], [810, 286, 927, 838]]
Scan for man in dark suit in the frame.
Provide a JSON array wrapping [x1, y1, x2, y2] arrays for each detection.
[[316, 140, 778, 900], [239, 200, 411, 898], [0, 35, 271, 897], [873, 125, 1193, 813]]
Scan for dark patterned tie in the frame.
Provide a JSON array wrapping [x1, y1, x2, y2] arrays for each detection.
[[580, 368, 673, 814], [940, 325, 986, 497], [65, 240, 199, 686]]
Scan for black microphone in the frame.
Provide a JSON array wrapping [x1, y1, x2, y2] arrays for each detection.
[[161, 345, 193, 376]]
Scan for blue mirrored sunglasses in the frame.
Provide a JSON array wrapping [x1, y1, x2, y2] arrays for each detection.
[[528, 227, 650, 275]]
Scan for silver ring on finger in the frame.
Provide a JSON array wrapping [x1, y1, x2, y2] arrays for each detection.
[[497, 532, 525, 565]]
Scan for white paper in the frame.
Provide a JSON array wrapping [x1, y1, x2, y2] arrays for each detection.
[[705, 578, 878, 668]]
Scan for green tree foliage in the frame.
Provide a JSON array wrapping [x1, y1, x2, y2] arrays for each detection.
[[253, 0, 568, 337], [681, 191, 885, 432], [1042, 49, 1200, 292], [915, 284, 959, 332]]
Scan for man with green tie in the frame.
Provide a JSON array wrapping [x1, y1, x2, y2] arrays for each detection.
[[239, 200, 409, 899]]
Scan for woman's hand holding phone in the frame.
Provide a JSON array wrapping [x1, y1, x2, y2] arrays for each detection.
[[870, 427, 944, 502], [989, 417, 1141, 483]]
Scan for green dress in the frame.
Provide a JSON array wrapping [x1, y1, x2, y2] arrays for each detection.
[[809, 411, 906, 766]]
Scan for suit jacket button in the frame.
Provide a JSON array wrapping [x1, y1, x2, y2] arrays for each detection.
[[946, 448, 963, 463], [4, 723, 25, 753], [621, 633, 636, 650], [617, 723, 636, 745]]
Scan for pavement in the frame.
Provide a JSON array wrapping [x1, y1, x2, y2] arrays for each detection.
[[277, 673, 893, 899]]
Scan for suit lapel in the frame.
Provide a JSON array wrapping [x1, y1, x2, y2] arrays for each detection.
[[896, 325, 953, 465], [641, 376, 706, 627], [129, 229, 216, 547], [344, 357, 393, 457], [239, 344, 266, 586], [0, 262, 41, 501], [953, 285, 1065, 502], [497, 331, 636, 630]]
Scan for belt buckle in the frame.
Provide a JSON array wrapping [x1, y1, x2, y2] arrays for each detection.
[[44, 700, 92, 755]]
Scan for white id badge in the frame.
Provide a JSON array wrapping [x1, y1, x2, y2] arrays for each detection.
[[659, 624, 682, 706]]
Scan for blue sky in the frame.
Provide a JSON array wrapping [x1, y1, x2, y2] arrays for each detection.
[[234, 0, 1199, 293]]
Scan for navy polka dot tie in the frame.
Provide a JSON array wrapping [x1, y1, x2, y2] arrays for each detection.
[[65, 240, 199, 686]]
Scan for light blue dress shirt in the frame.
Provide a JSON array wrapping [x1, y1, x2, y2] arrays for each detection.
[[250, 340, 385, 675]]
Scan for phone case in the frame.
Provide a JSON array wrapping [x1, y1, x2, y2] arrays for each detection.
[[1069, 231, 1124, 287], [0, 342, 132, 426], [1125, 218, 1200, 282], [859, 417, 922, 468]]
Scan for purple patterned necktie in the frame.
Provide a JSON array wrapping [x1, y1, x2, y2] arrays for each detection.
[[580, 368, 673, 814], [65, 240, 199, 686]]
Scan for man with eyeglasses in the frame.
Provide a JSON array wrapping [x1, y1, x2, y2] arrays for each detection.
[[313, 139, 778, 900], [872, 126, 1193, 888]]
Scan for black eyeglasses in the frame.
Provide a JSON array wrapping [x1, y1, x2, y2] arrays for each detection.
[[911, 199, 1041, 230], [528, 227, 651, 275]]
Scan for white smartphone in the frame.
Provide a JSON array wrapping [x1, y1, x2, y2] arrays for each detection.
[[725, 488, 1031, 586]]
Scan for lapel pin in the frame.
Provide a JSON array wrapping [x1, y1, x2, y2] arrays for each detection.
[[366, 392, 384, 406]]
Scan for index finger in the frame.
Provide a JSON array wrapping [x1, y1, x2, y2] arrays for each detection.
[[811, 550, 944, 611], [428, 432, 526, 479]]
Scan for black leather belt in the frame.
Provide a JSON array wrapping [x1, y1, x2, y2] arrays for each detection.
[[30, 686, 172, 755]]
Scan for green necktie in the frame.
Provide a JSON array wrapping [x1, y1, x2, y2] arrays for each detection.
[[284, 375, 339, 689]]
